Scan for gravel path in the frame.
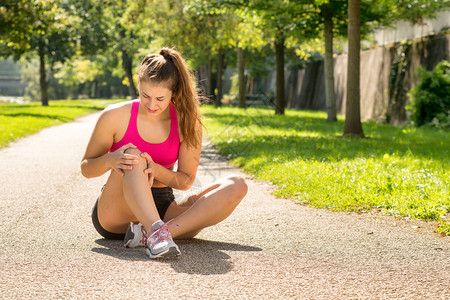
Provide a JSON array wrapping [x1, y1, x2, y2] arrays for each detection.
[[1, 111, 449, 299]]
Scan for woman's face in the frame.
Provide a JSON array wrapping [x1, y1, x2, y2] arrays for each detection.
[[138, 80, 173, 117]]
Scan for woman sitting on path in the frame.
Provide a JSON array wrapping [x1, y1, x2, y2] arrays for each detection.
[[81, 47, 247, 259]]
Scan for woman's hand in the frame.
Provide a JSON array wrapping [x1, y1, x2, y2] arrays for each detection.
[[140, 152, 155, 186], [109, 143, 139, 176]]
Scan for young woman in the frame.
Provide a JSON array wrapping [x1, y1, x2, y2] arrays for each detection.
[[81, 48, 247, 259]]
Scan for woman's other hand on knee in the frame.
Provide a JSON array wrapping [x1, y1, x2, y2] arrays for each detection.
[[140, 152, 155, 186]]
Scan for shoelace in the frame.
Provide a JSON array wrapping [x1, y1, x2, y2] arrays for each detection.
[[148, 222, 179, 244], [139, 226, 148, 245]]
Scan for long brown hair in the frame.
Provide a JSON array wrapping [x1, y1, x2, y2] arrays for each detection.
[[138, 47, 203, 149]]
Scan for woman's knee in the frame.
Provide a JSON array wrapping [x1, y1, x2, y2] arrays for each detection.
[[222, 174, 248, 203], [124, 147, 147, 170]]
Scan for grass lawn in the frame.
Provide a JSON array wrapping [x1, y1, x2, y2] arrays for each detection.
[[201, 105, 450, 235], [0, 99, 124, 149]]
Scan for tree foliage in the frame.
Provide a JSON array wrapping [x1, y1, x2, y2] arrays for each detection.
[[0, 0, 114, 104], [0, 0, 76, 62], [378, 0, 450, 25], [1, 0, 448, 114], [1, 0, 79, 105]]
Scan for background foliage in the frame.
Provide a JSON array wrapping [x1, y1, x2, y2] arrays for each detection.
[[410, 61, 450, 128]]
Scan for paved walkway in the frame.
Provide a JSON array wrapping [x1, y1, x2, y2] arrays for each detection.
[[0, 111, 449, 299]]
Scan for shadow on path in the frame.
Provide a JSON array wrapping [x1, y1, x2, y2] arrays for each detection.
[[92, 238, 262, 275]]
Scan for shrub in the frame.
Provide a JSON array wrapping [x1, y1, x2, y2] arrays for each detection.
[[409, 61, 450, 128]]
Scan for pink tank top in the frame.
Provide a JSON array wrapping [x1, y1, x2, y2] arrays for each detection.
[[109, 100, 180, 168]]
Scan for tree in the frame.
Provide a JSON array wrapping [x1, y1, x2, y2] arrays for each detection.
[[313, 0, 348, 122], [323, 3, 338, 122], [341, 0, 448, 128], [237, 46, 246, 108], [145, 0, 219, 99], [248, 0, 314, 115], [180, 1, 241, 106], [341, 0, 391, 136], [1, 0, 78, 105], [301, 0, 440, 126], [53, 57, 104, 99], [305, 0, 378, 123], [0, 0, 34, 57], [232, 5, 265, 109], [216, 46, 225, 106], [0, 0, 112, 104], [343, 0, 364, 137], [274, 28, 285, 114], [104, 0, 154, 100], [151, 0, 265, 109], [60, 0, 110, 98]]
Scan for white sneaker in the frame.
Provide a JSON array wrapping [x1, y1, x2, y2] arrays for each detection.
[[146, 220, 180, 259], [123, 222, 147, 248]]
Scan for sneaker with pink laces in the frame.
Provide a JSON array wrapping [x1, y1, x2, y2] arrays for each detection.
[[123, 222, 147, 248], [146, 220, 180, 259]]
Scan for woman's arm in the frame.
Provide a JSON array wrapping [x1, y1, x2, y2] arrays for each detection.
[[81, 107, 139, 178], [142, 131, 202, 191]]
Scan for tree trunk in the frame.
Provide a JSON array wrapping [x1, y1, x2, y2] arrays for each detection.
[[324, 12, 337, 122], [216, 47, 224, 107], [237, 47, 246, 108], [207, 57, 213, 97], [122, 49, 138, 99], [343, 0, 364, 137], [119, 28, 137, 100], [39, 48, 49, 106], [275, 30, 285, 115], [93, 80, 99, 98]]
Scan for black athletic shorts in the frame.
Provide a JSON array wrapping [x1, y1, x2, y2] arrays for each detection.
[[91, 186, 175, 240]]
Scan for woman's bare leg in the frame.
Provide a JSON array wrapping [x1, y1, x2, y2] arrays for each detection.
[[164, 175, 248, 239], [97, 148, 160, 234], [121, 148, 161, 232]]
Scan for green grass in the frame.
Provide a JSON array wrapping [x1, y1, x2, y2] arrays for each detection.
[[201, 105, 450, 235], [0, 99, 124, 149]]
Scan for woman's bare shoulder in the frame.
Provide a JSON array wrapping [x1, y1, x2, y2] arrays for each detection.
[[104, 100, 134, 113], [91, 100, 133, 132], [100, 100, 134, 119]]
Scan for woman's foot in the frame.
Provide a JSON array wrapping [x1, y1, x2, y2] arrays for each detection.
[[146, 220, 181, 259], [124, 222, 147, 248]]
